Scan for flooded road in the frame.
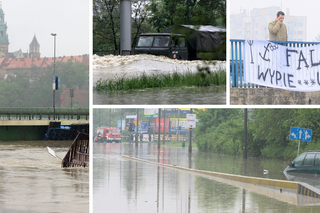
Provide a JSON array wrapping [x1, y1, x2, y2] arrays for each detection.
[[0, 141, 89, 213], [93, 86, 226, 105], [93, 142, 320, 213]]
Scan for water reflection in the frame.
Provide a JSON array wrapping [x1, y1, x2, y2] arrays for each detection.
[[93, 86, 226, 105], [284, 172, 320, 188], [93, 143, 320, 212]]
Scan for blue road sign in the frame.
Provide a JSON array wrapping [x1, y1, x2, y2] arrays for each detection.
[[290, 127, 312, 142]]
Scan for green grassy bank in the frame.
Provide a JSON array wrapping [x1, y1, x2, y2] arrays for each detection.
[[94, 70, 226, 92]]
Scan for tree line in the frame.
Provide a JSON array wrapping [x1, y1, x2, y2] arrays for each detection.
[[93, 0, 226, 55], [194, 108, 320, 160], [0, 59, 88, 108]]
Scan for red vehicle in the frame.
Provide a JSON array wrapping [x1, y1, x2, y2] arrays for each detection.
[[94, 127, 121, 143]]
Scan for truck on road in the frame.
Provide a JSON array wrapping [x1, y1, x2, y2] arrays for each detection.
[[94, 127, 121, 143]]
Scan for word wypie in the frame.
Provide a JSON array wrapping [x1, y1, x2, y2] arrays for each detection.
[[253, 42, 320, 89]]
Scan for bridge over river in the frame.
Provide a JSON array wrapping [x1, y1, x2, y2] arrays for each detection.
[[0, 108, 89, 141]]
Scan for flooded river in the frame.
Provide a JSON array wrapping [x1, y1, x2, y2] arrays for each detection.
[[93, 54, 225, 85], [93, 86, 226, 105], [93, 54, 226, 105], [0, 141, 89, 213], [93, 142, 320, 213]]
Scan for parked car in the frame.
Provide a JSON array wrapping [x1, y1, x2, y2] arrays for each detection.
[[283, 151, 320, 174]]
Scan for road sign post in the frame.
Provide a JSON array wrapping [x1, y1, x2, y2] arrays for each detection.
[[289, 127, 312, 156]]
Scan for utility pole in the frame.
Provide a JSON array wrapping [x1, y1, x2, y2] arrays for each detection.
[[120, 109, 123, 133], [109, 108, 111, 127], [163, 108, 166, 145], [243, 108, 248, 159], [98, 109, 100, 127], [158, 108, 161, 150], [177, 108, 180, 140], [188, 108, 192, 153], [136, 108, 139, 146]]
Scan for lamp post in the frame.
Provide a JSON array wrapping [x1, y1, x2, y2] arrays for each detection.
[[51, 33, 57, 120]]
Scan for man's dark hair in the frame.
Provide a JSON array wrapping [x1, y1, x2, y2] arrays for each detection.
[[277, 11, 285, 17]]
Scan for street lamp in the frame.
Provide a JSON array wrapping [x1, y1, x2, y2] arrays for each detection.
[[51, 33, 57, 120]]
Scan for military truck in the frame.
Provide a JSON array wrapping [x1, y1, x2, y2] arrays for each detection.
[[134, 25, 226, 61], [134, 33, 188, 60]]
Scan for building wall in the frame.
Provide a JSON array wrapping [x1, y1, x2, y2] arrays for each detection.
[[60, 90, 89, 108], [230, 7, 307, 41], [230, 88, 320, 105]]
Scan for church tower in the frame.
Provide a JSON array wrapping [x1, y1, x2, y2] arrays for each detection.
[[0, 2, 9, 57], [29, 35, 40, 58]]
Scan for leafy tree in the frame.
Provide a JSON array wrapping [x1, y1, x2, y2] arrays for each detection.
[[194, 108, 242, 152], [149, 0, 226, 32], [93, 0, 121, 55], [93, 0, 153, 55], [131, 0, 155, 48], [0, 60, 89, 108]]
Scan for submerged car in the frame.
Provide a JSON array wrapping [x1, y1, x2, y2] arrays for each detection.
[[283, 151, 320, 174]]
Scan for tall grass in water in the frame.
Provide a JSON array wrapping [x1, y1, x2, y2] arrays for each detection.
[[94, 69, 226, 92]]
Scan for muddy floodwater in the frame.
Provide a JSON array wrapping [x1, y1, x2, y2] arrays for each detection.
[[93, 142, 320, 213], [93, 86, 226, 105], [92, 54, 226, 85], [93, 55, 226, 105], [0, 141, 89, 213]]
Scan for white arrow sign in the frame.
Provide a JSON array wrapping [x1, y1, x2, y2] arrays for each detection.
[[299, 130, 302, 139], [305, 130, 311, 140], [290, 132, 297, 139]]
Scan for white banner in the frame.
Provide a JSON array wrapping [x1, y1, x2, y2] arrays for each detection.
[[244, 40, 320, 92], [144, 108, 158, 118]]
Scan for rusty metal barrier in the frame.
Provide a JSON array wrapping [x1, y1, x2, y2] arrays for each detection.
[[62, 131, 89, 167]]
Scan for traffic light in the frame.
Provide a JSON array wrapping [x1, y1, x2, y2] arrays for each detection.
[[129, 123, 133, 131]]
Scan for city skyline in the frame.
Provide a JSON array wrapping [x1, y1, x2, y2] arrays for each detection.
[[230, 0, 320, 41], [2, 0, 89, 57]]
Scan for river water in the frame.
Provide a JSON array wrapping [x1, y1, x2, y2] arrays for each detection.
[[93, 142, 320, 213], [93, 86, 226, 105], [93, 55, 226, 105], [0, 141, 89, 213]]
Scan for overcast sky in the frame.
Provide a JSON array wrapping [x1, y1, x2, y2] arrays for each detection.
[[230, 0, 320, 41], [2, 0, 89, 57]]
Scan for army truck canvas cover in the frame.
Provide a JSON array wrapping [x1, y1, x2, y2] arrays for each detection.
[[135, 25, 226, 60]]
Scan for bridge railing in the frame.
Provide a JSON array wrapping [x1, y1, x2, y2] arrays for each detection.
[[230, 39, 320, 88], [0, 108, 89, 120], [62, 131, 89, 167]]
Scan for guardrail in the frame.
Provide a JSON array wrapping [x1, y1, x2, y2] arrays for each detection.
[[0, 108, 89, 120], [230, 40, 320, 88]]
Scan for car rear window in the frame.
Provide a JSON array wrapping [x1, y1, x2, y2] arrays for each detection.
[[303, 153, 315, 166]]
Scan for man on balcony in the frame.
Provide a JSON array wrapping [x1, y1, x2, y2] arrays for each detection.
[[268, 11, 288, 41]]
